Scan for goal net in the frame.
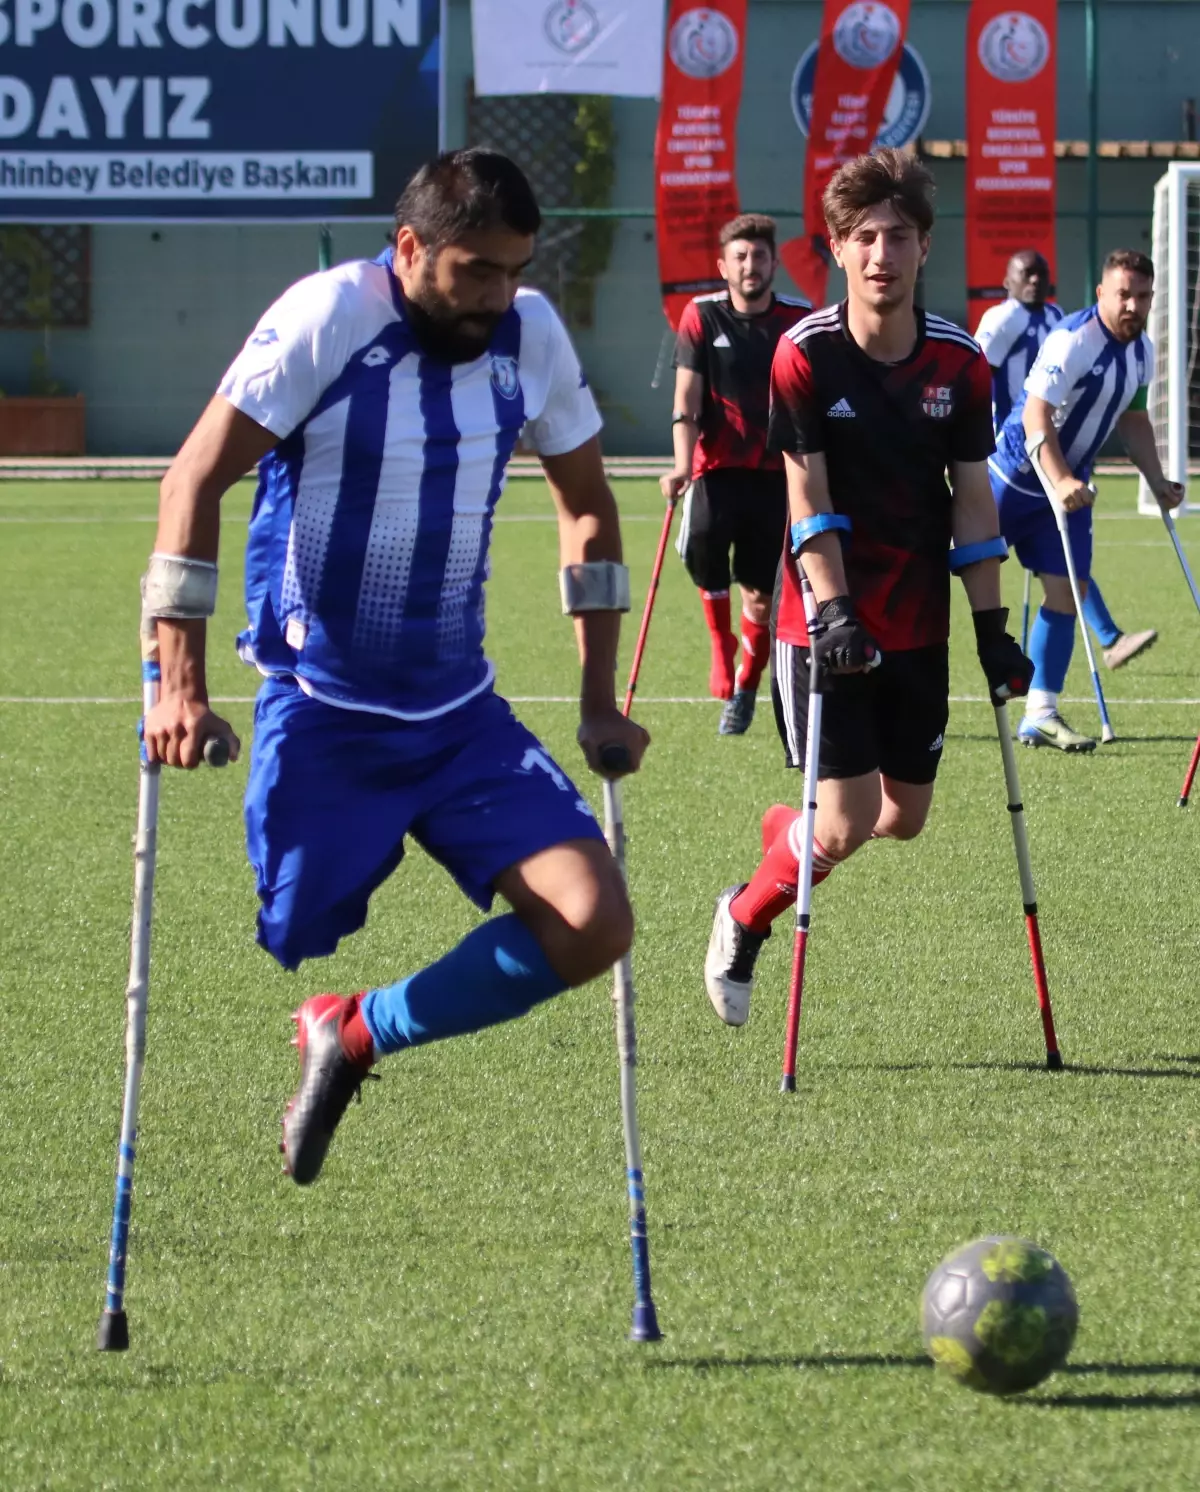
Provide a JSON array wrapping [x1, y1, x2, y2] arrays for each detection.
[[1139, 162, 1199, 513]]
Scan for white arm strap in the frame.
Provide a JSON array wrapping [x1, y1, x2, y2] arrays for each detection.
[[141, 552, 219, 619], [559, 561, 631, 616]]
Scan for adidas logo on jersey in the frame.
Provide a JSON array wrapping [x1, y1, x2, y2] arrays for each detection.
[[712, 333, 732, 348], [826, 398, 856, 418]]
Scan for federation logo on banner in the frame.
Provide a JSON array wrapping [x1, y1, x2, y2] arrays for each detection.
[[833, 2, 903, 70], [791, 41, 930, 147], [978, 11, 1050, 83], [668, 8, 740, 79], [544, 0, 601, 54]]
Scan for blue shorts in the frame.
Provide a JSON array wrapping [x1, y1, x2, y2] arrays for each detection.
[[989, 469, 1093, 581], [245, 677, 604, 970]]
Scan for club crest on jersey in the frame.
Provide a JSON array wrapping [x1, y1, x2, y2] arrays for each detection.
[[491, 355, 520, 400], [922, 385, 953, 418]]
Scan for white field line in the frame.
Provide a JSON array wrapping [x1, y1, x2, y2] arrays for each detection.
[[0, 519, 1183, 553], [0, 512, 662, 525], [3, 693, 1200, 708], [0, 509, 1193, 527]]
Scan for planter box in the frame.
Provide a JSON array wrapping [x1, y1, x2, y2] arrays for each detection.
[[0, 395, 86, 456]]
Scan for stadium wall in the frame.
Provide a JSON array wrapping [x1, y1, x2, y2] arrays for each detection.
[[1, 0, 1197, 456]]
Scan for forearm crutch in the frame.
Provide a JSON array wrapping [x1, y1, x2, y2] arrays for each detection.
[[781, 568, 824, 1094], [1159, 506, 1200, 806], [1020, 566, 1033, 653], [623, 492, 680, 714], [994, 697, 1063, 1070], [98, 619, 227, 1351], [1026, 433, 1115, 742], [600, 744, 662, 1342]]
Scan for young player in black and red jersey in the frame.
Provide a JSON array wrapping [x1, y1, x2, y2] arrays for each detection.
[[704, 148, 1034, 1022], [661, 214, 811, 735]]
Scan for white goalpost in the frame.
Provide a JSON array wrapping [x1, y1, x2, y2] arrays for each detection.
[[1138, 161, 1198, 514]]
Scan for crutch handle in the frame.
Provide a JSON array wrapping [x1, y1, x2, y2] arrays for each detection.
[[599, 743, 633, 776], [202, 736, 231, 768]]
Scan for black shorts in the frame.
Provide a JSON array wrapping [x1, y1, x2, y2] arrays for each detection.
[[677, 467, 788, 596], [770, 639, 950, 786]]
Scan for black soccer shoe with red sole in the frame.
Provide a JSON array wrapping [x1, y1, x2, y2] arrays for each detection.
[[281, 994, 377, 1185]]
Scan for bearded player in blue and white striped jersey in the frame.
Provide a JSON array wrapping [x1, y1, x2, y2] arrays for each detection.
[[977, 248, 1156, 691], [142, 149, 649, 1184], [989, 249, 1184, 751]]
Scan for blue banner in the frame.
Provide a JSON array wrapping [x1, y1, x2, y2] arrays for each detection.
[[0, 0, 440, 219]]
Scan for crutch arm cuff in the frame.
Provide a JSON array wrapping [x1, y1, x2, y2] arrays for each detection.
[[949, 536, 1009, 572], [790, 513, 851, 555]]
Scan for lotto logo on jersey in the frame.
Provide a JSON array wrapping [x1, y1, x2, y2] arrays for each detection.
[[921, 385, 953, 419]]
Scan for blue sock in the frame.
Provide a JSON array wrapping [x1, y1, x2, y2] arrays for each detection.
[[1081, 580, 1121, 648], [360, 914, 568, 1055], [1028, 605, 1076, 697]]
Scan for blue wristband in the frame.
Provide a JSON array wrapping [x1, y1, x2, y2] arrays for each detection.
[[790, 513, 852, 555], [949, 536, 1009, 573]]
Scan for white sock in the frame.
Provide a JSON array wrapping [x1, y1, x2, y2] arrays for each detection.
[[1026, 688, 1057, 721]]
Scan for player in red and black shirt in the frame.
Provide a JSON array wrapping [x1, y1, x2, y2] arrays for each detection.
[[703, 149, 1034, 1024], [661, 214, 810, 736]]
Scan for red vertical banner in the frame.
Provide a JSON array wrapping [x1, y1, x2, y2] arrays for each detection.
[[654, 2, 749, 330], [966, 3, 1058, 331], [780, 1, 911, 306]]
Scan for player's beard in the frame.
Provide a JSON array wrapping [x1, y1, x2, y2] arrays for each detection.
[[1114, 312, 1147, 343], [735, 268, 772, 301], [404, 272, 503, 362]]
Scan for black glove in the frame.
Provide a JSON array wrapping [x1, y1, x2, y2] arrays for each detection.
[[973, 607, 1033, 706], [812, 595, 880, 676]]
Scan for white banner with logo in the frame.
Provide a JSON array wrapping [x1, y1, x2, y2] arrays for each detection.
[[472, 0, 666, 97]]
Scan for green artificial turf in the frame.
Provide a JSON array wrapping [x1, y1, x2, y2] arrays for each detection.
[[1, 477, 1198, 1490]]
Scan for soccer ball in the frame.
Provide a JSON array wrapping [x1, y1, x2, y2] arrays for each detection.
[[921, 1235, 1079, 1395]]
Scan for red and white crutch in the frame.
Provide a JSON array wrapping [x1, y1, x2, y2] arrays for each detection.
[[622, 490, 681, 715], [994, 694, 1063, 1070]]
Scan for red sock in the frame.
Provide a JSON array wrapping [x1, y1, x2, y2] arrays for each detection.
[[701, 589, 737, 700], [730, 834, 841, 934], [761, 803, 799, 855], [339, 993, 376, 1069], [736, 613, 771, 693]]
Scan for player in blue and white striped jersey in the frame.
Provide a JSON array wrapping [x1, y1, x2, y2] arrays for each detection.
[[975, 250, 1064, 430], [989, 249, 1185, 751], [142, 150, 649, 1185], [977, 248, 1155, 689]]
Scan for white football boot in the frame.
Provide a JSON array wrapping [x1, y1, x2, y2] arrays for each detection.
[[704, 884, 770, 1026]]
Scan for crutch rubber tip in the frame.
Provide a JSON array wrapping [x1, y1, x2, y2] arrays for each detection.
[[780, 1074, 797, 1094], [630, 1302, 663, 1343], [1101, 728, 1116, 744], [1046, 1051, 1065, 1072], [97, 1309, 129, 1352], [1179, 796, 1190, 808]]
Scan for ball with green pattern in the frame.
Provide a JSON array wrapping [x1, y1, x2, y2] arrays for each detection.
[[921, 1236, 1078, 1394]]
